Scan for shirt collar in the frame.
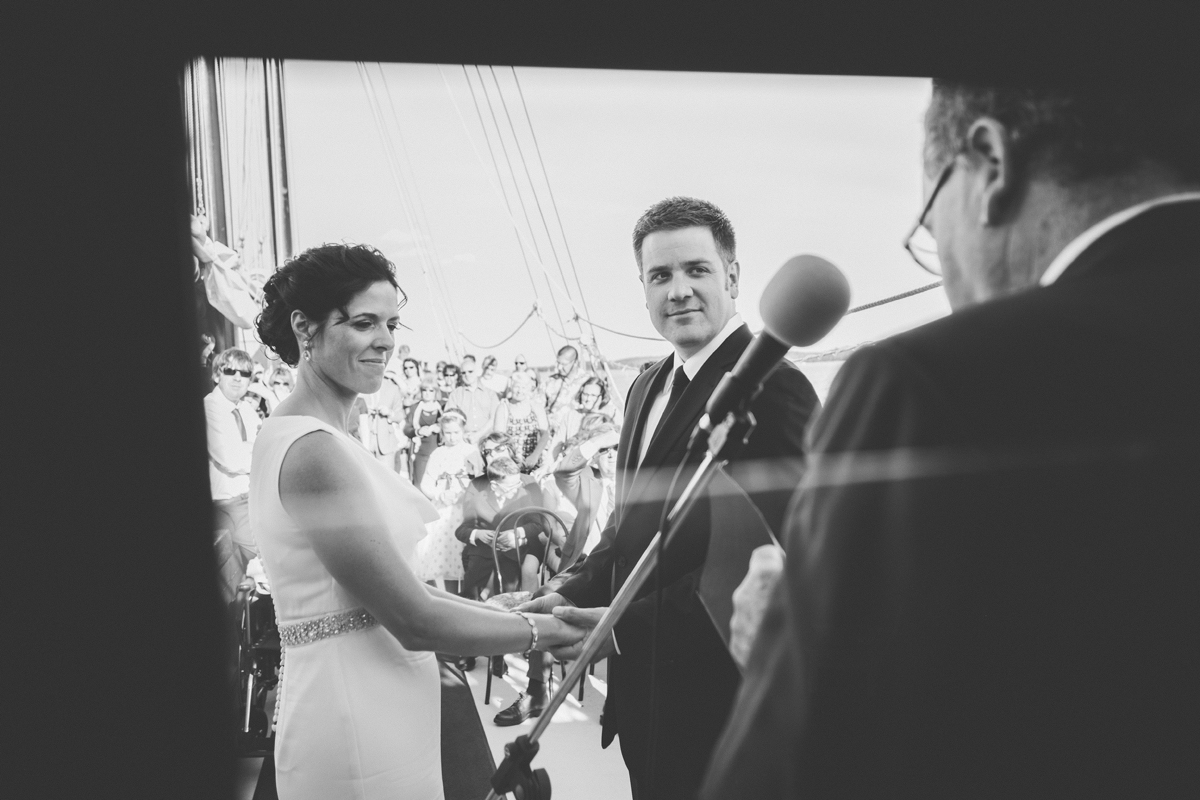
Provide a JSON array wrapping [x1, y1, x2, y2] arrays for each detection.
[[671, 312, 743, 381], [1040, 192, 1200, 286], [209, 385, 242, 411]]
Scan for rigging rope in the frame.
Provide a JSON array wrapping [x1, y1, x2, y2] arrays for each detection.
[[489, 66, 582, 335], [572, 313, 663, 342], [473, 64, 571, 342], [459, 305, 539, 350], [846, 280, 942, 315], [457, 65, 557, 355], [439, 65, 595, 344], [357, 63, 456, 357], [373, 63, 467, 357], [511, 66, 599, 344]]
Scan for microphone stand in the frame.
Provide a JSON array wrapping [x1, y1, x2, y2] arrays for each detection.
[[482, 407, 759, 800]]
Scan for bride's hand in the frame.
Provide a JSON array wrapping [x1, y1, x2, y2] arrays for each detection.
[[528, 612, 587, 651]]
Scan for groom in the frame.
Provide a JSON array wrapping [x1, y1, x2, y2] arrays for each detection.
[[519, 197, 819, 799]]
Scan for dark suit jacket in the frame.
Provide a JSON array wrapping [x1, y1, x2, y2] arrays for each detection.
[[556, 323, 819, 798], [454, 474, 547, 565], [701, 202, 1200, 799]]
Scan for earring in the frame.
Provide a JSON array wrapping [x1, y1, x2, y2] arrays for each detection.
[[303, 338, 312, 362]]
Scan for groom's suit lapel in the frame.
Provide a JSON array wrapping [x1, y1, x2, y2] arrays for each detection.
[[625, 325, 753, 512]]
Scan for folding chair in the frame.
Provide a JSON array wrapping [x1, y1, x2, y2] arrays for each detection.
[[482, 506, 582, 705]]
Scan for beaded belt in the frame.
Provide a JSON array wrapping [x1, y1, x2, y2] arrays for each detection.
[[277, 607, 379, 648]]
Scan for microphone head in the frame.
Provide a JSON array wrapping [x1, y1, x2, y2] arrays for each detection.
[[760, 255, 851, 347]]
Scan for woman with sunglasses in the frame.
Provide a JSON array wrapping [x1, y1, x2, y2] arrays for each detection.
[[249, 243, 585, 800]]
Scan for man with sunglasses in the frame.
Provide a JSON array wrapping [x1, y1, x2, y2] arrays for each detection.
[[204, 348, 261, 602], [701, 80, 1200, 799]]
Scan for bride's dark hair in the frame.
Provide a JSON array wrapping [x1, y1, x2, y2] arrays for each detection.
[[256, 243, 405, 366]]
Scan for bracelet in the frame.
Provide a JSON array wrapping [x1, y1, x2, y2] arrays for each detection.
[[511, 609, 538, 652]]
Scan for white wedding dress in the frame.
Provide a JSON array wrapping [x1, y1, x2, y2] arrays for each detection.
[[251, 415, 444, 799]]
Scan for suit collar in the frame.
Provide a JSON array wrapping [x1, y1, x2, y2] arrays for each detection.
[[616, 358, 671, 502], [668, 312, 744, 382], [640, 323, 752, 469], [1042, 194, 1200, 285]]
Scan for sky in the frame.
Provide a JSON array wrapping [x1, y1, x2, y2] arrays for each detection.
[[225, 60, 944, 370]]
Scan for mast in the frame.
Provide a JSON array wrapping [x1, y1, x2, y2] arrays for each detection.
[[264, 59, 294, 265], [182, 57, 237, 354]]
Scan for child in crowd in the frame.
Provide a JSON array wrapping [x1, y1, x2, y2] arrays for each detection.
[[414, 410, 483, 593]]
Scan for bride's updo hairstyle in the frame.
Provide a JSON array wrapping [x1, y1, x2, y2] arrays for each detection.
[[257, 243, 405, 366]]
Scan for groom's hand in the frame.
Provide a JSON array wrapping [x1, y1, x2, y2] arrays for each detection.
[[546, 605, 615, 663], [515, 591, 573, 615]]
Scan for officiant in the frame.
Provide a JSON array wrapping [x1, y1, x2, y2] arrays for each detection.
[[519, 196, 819, 800]]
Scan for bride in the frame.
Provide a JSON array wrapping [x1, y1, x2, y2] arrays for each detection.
[[249, 243, 585, 799]]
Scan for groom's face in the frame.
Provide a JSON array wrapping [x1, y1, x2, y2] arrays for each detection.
[[639, 226, 739, 359]]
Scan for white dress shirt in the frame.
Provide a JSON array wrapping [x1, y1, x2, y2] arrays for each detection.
[[1040, 192, 1200, 286], [205, 387, 258, 500], [638, 313, 743, 465]]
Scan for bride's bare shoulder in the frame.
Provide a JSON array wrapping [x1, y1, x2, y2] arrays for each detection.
[[279, 430, 364, 499]]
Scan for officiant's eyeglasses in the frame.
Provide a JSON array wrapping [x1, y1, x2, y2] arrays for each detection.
[[902, 160, 954, 277], [222, 367, 252, 378]]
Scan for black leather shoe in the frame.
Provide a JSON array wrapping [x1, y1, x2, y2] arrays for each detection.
[[490, 657, 508, 677], [493, 692, 545, 727], [454, 657, 476, 672]]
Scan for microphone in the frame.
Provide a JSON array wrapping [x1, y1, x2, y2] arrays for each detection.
[[696, 255, 850, 436]]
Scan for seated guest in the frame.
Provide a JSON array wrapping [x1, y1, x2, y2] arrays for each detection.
[[204, 347, 260, 604], [456, 433, 555, 713], [493, 370, 550, 474], [456, 433, 549, 601], [404, 374, 443, 486]]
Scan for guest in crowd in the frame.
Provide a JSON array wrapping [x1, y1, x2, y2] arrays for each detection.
[[204, 347, 261, 604], [447, 353, 500, 447], [456, 433, 550, 602], [346, 394, 370, 444], [243, 382, 272, 422], [268, 365, 294, 404], [493, 369, 550, 474], [397, 356, 422, 410], [360, 365, 408, 472], [513, 354, 529, 373], [552, 418, 619, 570], [479, 354, 509, 396], [415, 410, 483, 594], [405, 374, 443, 486], [543, 344, 592, 418], [437, 364, 458, 405], [549, 376, 620, 460]]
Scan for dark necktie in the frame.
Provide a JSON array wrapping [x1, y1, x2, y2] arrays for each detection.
[[655, 365, 690, 436], [232, 407, 247, 441]]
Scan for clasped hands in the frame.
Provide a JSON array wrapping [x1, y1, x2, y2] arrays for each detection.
[[471, 526, 524, 550], [515, 592, 615, 663]]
